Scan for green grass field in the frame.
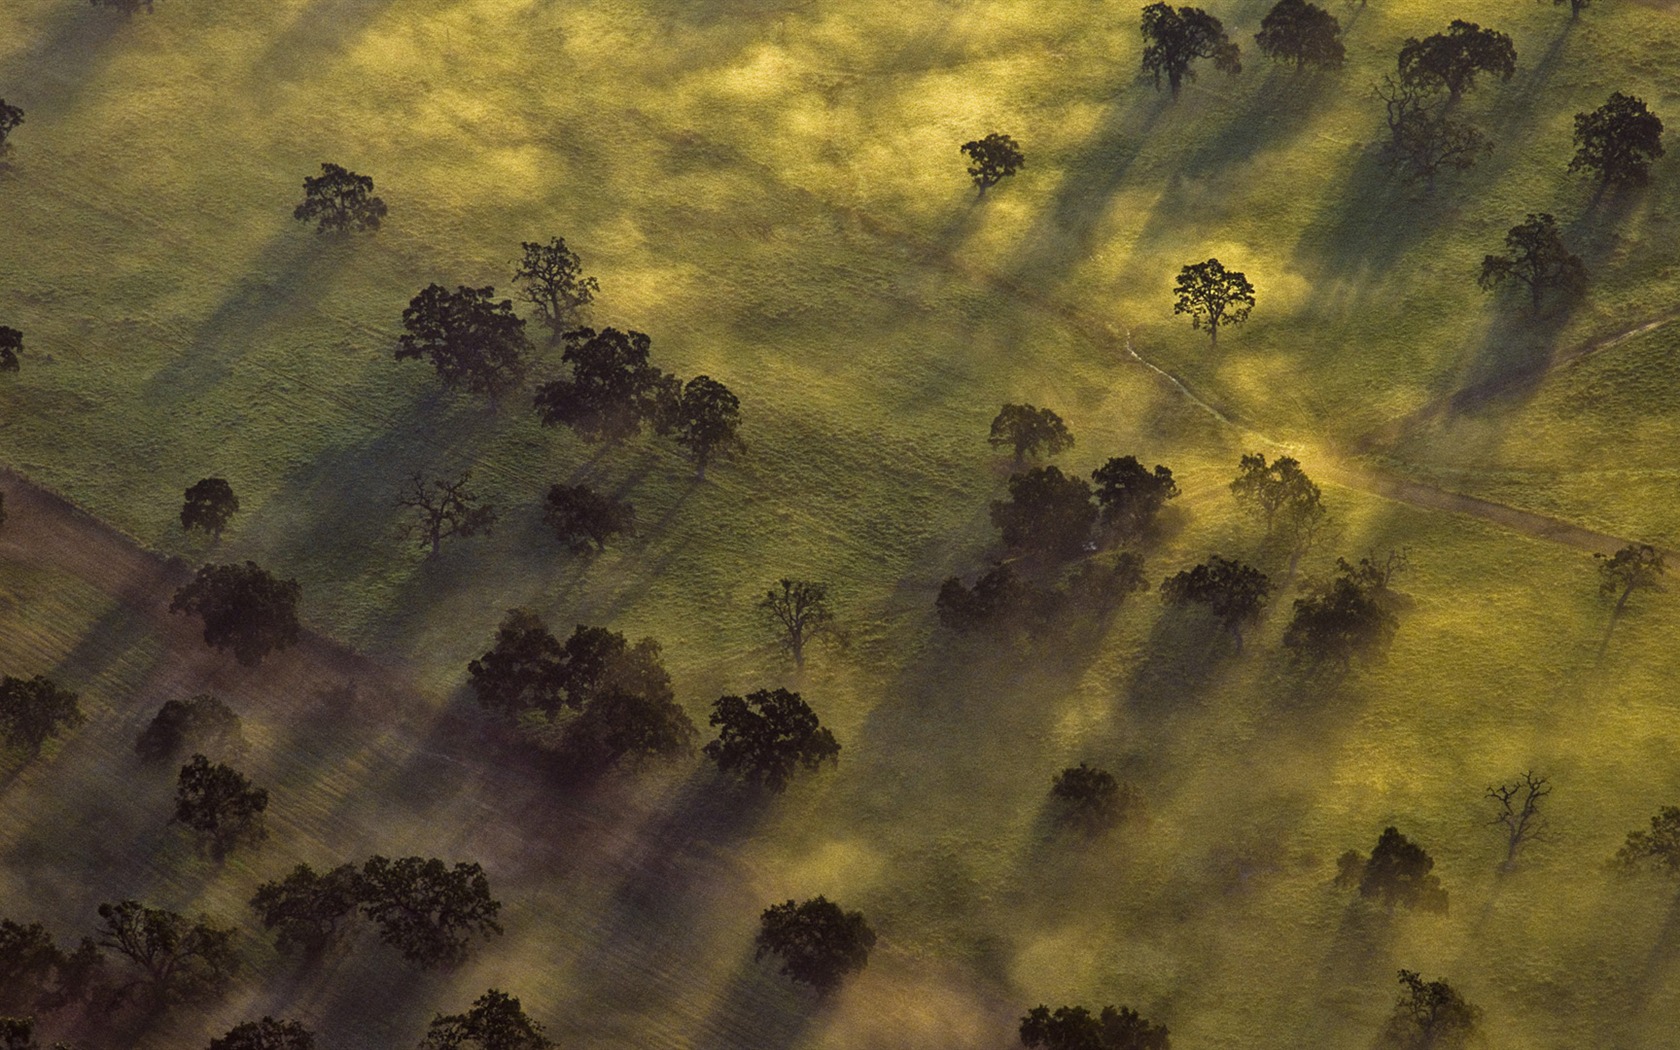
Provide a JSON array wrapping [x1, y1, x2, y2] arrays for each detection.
[[4, 0, 1680, 1046]]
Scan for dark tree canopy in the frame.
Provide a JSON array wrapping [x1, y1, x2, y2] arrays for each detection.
[[395, 471, 497, 557], [937, 564, 1059, 638], [1337, 827, 1448, 913], [1228, 452, 1325, 546], [1160, 555, 1271, 651], [468, 613, 644, 719], [0, 676, 85, 757], [1615, 805, 1680, 874], [1019, 1003, 1171, 1050], [135, 694, 246, 763], [669, 375, 743, 479], [1570, 92, 1665, 186], [1063, 553, 1151, 612], [0, 918, 101, 1016], [552, 637, 695, 771], [1090, 456, 1178, 544], [989, 404, 1074, 465], [0, 100, 22, 154], [1381, 971, 1480, 1050], [511, 238, 599, 342], [759, 579, 840, 668], [396, 285, 531, 401], [1283, 552, 1404, 669], [703, 688, 840, 793], [1477, 213, 1585, 311], [174, 755, 269, 856], [292, 163, 386, 234], [542, 484, 635, 553], [1254, 0, 1344, 71], [960, 132, 1025, 195], [169, 561, 301, 667], [754, 897, 876, 992], [180, 478, 239, 539], [95, 900, 236, 1005], [249, 863, 364, 954], [421, 989, 552, 1050], [0, 327, 23, 373], [532, 327, 677, 444], [1597, 542, 1665, 659], [1397, 20, 1516, 102], [357, 856, 503, 969], [208, 1017, 316, 1050], [1050, 764, 1138, 836], [1376, 77, 1490, 190], [1140, 3, 1240, 98], [990, 466, 1097, 557], [1173, 259, 1255, 346]]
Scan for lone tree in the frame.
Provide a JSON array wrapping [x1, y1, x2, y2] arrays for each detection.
[[542, 484, 635, 554], [1487, 771, 1550, 869], [1283, 552, 1405, 670], [209, 1018, 316, 1050], [1596, 541, 1665, 660], [936, 564, 1061, 639], [1478, 213, 1585, 311], [1254, 0, 1344, 72], [397, 285, 531, 402], [510, 238, 598, 343], [135, 694, 245, 763], [990, 466, 1098, 557], [532, 327, 678, 444], [395, 471, 497, 557], [0, 101, 21, 155], [1229, 453, 1323, 538], [180, 478, 239, 540], [292, 163, 387, 234], [755, 897, 876, 993], [668, 375, 743, 480], [1173, 259, 1255, 347], [1380, 971, 1480, 1050], [0, 676, 85, 757], [1397, 21, 1516, 103], [174, 754, 269, 856], [1140, 3, 1240, 98], [249, 863, 364, 954], [422, 989, 552, 1050], [1090, 456, 1177, 544], [1336, 826, 1448, 913], [0, 918, 102, 1015], [703, 688, 840, 793], [1570, 92, 1666, 187], [1616, 805, 1680, 874], [1050, 764, 1138, 836], [170, 561, 301, 667], [989, 404, 1074, 466], [759, 579, 840, 669], [95, 900, 236, 1005], [0, 327, 23, 373], [1160, 555, 1271, 651], [960, 132, 1025, 196], [357, 856, 503, 969], [1019, 1004, 1171, 1050]]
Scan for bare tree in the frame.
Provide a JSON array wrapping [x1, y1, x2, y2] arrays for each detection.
[[396, 471, 497, 557], [1487, 771, 1549, 868], [759, 579, 840, 669]]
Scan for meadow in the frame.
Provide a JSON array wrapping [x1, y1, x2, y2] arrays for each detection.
[[2, 0, 1680, 1046]]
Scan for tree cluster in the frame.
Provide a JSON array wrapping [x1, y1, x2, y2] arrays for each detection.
[[1282, 551, 1405, 670], [1019, 1003, 1170, 1050], [169, 561, 302, 667], [937, 555, 1147, 639], [1335, 826, 1448, 913]]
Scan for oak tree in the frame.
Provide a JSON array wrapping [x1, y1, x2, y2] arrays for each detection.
[[1617, 805, 1680, 874], [0, 919, 101, 1015], [1160, 555, 1271, 651], [960, 133, 1025, 196], [1254, 0, 1344, 72], [1140, 4, 1240, 98], [1397, 21, 1516, 102], [668, 375, 743, 479], [1090, 456, 1177, 544], [0, 677, 84, 757], [0, 328, 22, 373], [208, 1017, 315, 1050], [395, 471, 496, 557], [397, 285, 531, 402], [1487, 771, 1549, 868], [1229, 453, 1324, 544], [1596, 542, 1665, 659], [553, 638, 695, 771], [1336, 827, 1448, 913], [95, 901, 235, 1005], [174, 755, 268, 856], [936, 564, 1059, 638], [755, 897, 875, 992], [421, 989, 551, 1050], [249, 863, 364, 954], [759, 579, 840, 669], [357, 856, 503, 969], [135, 695, 245, 763], [1381, 971, 1480, 1050], [1570, 92, 1665, 186], [703, 688, 840, 793], [180, 478, 239, 540], [292, 163, 386, 234], [990, 466, 1097, 557], [989, 404, 1074, 466], [1050, 764, 1138, 836], [169, 561, 301, 667], [542, 484, 635, 553], [533, 327, 678, 444], [1283, 552, 1405, 669], [511, 238, 598, 342], [1478, 213, 1585, 311], [1173, 259, 1254, 347], [1019, 1004, 1170, 1050]]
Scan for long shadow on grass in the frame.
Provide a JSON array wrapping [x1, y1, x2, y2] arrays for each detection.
[[245, 0, 399, 87], [0, 4, 127, 120]]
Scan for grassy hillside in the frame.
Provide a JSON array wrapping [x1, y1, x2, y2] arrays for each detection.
[[3, 0, 1680, 1047]]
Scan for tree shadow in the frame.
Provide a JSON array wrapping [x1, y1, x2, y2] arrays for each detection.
[[0, 4, 128, 120]]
